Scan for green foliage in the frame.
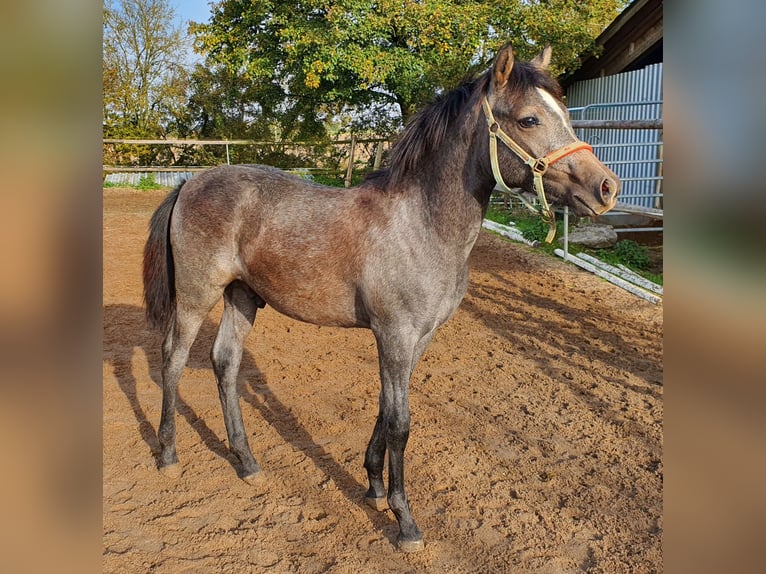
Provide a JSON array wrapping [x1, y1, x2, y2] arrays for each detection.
[[484, 203, 662, 283], [190, 0, 625, 134], [515, 215, 554, 244], [102, 174, 168, 190], [309, 172, 367, 187], [595, 240, 650, 270], [184, 64, 276, 141], [484, 204, 566, 255], [310, 173, 346, 187], [640, 270, 663, 286], [592, 241, 662, 284], [487, 204, 567, 257], [136, 174, 163, 190], [485, 204, 514, 226], [103, 0, 627, 166]]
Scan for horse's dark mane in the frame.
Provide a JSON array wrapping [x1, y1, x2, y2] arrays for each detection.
[[383, 74, 487, 187], [366, 59, 562, 191]]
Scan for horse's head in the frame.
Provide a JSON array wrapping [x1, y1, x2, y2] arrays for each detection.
[[483, 44, 620, 217]]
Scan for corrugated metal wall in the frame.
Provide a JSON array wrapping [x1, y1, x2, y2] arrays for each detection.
[[103, 171, 197, 187], [566, 63, 663, 210]]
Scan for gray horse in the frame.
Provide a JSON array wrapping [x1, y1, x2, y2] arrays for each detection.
[[143, 44, 619, 552]]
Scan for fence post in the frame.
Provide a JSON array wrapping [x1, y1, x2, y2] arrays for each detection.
[[654, 143, 663, 209], [373, 140, 384, 170], [344, 135, 357, 188], [225, 141, 230, 165]]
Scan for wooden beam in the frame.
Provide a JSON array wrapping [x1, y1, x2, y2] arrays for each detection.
[[570, 119, 662, 130]]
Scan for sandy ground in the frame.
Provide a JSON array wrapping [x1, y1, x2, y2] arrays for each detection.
[[103, 188, 662, 573]]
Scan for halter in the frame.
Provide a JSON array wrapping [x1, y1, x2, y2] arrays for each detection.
[[481, 96, 593, 243]]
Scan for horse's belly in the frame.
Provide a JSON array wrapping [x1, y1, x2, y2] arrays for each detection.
[[265, 291, 364, 328], [242, 262, 365, 328]]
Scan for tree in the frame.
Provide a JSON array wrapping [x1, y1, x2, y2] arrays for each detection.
[[184, 63, 282, 140], [190, 0, 626, 135], [103, 0, 189, 139]]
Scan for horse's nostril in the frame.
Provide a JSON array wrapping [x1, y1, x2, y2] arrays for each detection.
[[601, 178, 617, 201]]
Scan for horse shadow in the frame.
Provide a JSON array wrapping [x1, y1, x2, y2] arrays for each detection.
[[103, 303, 398, 543], [461, 237, 663, 451]]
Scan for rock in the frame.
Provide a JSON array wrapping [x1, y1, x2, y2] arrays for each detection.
[[560, 223, 618, 248]]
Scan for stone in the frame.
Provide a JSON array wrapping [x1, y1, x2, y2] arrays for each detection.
[[560, 223, 618, 248]]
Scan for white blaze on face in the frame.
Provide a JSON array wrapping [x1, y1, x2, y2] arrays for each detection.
[[536, 87, 577, 139]]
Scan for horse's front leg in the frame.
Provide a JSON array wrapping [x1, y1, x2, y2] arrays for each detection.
[[369, 327, 430, 552], [363, 402, 388, 510], [386, 386, 422, 552]]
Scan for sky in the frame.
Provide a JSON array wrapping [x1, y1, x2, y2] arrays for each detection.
[[169, 0, 216, 64], [170, 0, 214, 28]]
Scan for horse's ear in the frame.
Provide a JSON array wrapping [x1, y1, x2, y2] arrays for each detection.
[[492, 44, 515, 90], [530, 45, 553, 70]]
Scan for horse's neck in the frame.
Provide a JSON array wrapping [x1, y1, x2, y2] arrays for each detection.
[[418, 123, 494, 247]]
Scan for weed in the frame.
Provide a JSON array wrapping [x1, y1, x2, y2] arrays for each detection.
[[515, 216, 554, 244], [136, 174, 162, 190], [484, 203, 662, 284], [103, 174, 166, 190], [484, 204, 513, 226], [594, 240, 650, 270]]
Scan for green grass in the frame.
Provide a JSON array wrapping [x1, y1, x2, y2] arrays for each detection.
[[484, 203, 663, 285], [485, 203, 514, 226], [590, 241, 662, 286], [136, 174, 163, 190], [486, 205, 566, 256], [103, 173, 169, 190], [309, 173, 344, 187], [596, 239, 650, 269]]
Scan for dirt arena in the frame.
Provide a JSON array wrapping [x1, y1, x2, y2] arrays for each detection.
[[103, 188, 662, 573]]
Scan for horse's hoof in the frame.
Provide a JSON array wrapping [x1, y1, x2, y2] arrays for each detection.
[[398, 537, 425, 553], [242, 471, 265, 486], [159, 463, 181, 479], [364, 496, 388, 511]]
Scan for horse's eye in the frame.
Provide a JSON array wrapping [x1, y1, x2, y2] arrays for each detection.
[[518, 116, 539, 128]]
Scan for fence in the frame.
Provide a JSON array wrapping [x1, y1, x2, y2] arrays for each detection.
[[102, 137, 389, 188], [566, 63, 663, 213]]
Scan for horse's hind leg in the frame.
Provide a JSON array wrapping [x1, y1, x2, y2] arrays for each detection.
[[212, 281, 262, 483], [158, 302, 210, 476]]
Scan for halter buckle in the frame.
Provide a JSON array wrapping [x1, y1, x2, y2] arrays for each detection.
[[531, 158, 549, 174]]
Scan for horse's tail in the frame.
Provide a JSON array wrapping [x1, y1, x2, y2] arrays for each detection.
[[143, 182, 183, 332]]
